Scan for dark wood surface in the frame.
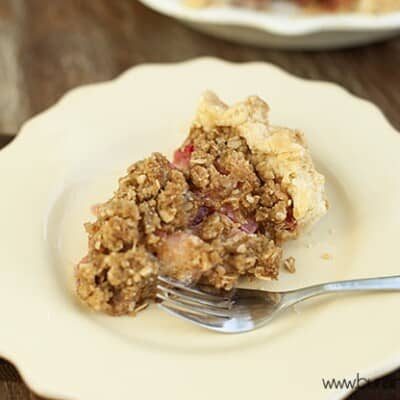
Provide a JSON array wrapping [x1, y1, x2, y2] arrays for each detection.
[[0, 0, 399, 399]]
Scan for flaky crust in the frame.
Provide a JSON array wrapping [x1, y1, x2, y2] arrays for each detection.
[[195, 91, 328, 233]]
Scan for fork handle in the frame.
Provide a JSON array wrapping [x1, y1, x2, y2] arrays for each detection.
[[284, 275, 400, 306], [324, 276, 400, 292]]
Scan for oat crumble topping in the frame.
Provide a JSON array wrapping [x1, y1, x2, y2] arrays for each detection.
[[76, 92, 327, 316]]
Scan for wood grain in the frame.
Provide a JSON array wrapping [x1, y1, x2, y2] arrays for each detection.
[[0, 0, 399, 399], [0, 0, 398, 134]]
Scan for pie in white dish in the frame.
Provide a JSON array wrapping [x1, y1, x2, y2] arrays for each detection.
[[186, 0, 400, 13], [138, 0, 400, 49]]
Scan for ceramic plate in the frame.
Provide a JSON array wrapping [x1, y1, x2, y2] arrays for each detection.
[[0, 58, 399, 400], [138, 0, 400, 49]]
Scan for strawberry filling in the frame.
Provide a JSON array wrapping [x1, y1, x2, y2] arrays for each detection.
[[240, 218, 258, 234], [284, 207, 297, 232], [191, 206, 212, 226], [219, 205, 258, 234], [172, 143, 194, 170], [90, 203, 102, 217]]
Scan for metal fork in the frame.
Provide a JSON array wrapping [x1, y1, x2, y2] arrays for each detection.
[[157, 275, 400, 333]]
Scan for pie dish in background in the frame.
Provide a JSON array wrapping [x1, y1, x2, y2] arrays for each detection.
[[0, 58, 399, 400], [186, 0, 400, 13], [137, 0, 400, 49]]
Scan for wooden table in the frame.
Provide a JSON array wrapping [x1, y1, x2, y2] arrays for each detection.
[[0, 1, 399, 399]]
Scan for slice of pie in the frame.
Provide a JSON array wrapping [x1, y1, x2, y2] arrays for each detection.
[[76, 92, 328, 316]]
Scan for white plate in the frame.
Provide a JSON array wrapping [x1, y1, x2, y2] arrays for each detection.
[[0, 58, 400, 400], [138, 0, 400, 49]]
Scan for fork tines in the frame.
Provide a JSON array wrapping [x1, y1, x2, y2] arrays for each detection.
[[156, 275, 233, 318]]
